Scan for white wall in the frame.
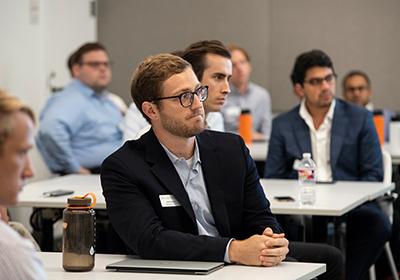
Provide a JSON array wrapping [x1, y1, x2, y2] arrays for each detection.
[[98, 0, 400, 113], [1, 0, 96, 228], [97, 0, 272, 104], [0, 0, 96, 182], [42, 0, 97, 93], [0, 0, 45, 112], [269, 0, 400, 112]]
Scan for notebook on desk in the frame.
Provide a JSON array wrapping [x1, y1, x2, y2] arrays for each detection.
[[106, 256, 224, 275]]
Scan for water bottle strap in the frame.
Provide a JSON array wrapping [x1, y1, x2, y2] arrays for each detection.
[[83, 192, 97, 208]]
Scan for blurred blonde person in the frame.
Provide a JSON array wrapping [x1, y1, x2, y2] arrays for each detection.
[[0, 90, 46, 279]]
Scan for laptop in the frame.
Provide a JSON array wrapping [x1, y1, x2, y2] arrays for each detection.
[[106, 256, 224, 275]]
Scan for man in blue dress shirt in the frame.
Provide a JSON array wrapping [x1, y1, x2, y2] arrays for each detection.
[[221, 44, 272, 141], [36, 42, 123, 174]]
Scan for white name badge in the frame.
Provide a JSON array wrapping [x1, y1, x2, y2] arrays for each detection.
[[159, 194, 181, 207]]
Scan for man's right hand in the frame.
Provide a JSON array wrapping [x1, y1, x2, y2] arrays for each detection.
[[228, 228, 290, 267], [260, 227, 289, 267], [228, 235, 270, 266]]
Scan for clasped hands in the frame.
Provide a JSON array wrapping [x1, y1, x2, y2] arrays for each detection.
[[228, 227, 289, 267]]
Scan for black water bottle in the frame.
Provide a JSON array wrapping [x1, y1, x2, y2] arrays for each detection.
[[62, 194, 96, 271]]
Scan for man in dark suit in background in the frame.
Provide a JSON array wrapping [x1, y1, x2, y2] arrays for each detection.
[[264, 49, 391, 279], [101, 53, 343, 279]]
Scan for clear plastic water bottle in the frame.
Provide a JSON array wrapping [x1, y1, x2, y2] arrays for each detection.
[[298, 153, 317, 206]]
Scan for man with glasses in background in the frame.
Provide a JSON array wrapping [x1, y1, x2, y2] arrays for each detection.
[[342, 70, 373, 111], [264, 49, 390, 279], [35, 43, 125, 253], [37, 42, 124, 174], [342, 70, 392, 142]]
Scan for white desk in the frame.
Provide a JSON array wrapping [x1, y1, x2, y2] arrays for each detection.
[[247, 141, 268, 161], [40, 252, 326, 280], [17, 176, 394, 218], [16, 175, 106, 209], [261, 179, 394, 216]]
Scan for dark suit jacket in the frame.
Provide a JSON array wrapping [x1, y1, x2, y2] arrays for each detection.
[[264, 99, 383, 181], [101, 129, 281, 261]]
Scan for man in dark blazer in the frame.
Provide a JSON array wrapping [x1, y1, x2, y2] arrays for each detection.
[[265, 98, 382, 181], [102, 53, 288, 266], [101, 53, 343, 279], [264, 49, 391, 279]]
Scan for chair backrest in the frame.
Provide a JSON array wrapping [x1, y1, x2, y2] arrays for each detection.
[[380, 148, 394, 224], [382, 148, 392, 185]]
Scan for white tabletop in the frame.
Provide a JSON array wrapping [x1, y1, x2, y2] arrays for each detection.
[[16, 175, 394, 218], [16, 175, 105, 209], [261, 179, 394, 216], [247, 141, 268, 161], [40, 252, 325, 280]]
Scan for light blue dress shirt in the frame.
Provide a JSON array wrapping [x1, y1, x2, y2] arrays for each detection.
[[161, 140, 233, 262], [36, 79, 123, 173]]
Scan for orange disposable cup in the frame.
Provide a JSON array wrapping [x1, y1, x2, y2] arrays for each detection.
[[373, 113, 384, 146]]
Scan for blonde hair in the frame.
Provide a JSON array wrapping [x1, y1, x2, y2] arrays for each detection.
[[0, 90, 35, 152]]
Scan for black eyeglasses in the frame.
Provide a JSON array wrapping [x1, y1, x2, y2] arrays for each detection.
[[152, 85, 208, 108], [80, 61, 113, 69], [345, 85, 369, 93], [304, 73, 337, 86]]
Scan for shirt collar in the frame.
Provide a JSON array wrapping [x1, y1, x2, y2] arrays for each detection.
[[230, 83, 250, 96], [365, 102, 374, 111], [299, 98, 336, 127], [71, 79, 108, 98], [161, 138, 201, 168]]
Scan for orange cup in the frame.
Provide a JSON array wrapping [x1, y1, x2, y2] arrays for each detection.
[[239, 109, 253, 144], [373, 113, 384, 145]]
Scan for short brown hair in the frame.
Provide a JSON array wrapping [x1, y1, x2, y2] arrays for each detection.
[[226, 43, 251, 62], [130, 54, 191, 122], [0, 90, 35, 153], [67, 42, 108, 76], [181, 40, 231, 81]]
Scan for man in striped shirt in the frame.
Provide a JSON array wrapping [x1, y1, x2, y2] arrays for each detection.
[[0, 90, 46, 279]]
